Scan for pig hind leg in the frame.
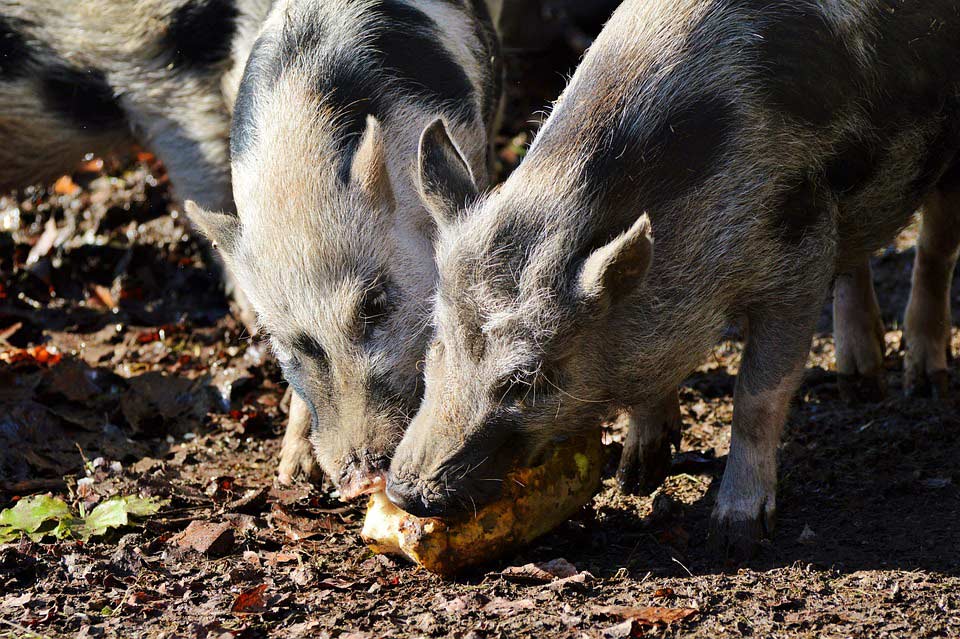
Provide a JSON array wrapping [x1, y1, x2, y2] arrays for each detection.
[[903, 183, 960, 397], [833, 259, 887, 401], [710, 293, 826, 560], [616, 390, 681, 495]]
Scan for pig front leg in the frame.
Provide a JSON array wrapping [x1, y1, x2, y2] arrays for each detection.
[[277, 393, 322, 485], [710, 303, 821, 560], [903, 187, 960, 398], [616, 390, 681, 495], [833, 259, 887, 401]]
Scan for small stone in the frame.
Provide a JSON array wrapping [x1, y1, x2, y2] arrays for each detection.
[[172, 521, 235, 557]]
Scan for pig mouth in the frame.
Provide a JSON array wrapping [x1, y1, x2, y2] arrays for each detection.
[[337, 453, 390, 502], [339, 469, 387, 501]]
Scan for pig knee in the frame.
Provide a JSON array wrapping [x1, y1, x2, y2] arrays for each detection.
[[833, 262, 887, 401], [712, 327, 809, 560]]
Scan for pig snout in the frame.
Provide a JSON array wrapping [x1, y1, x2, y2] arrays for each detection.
[[386, 426, 526, 518], [336, 450, 390, 502], [385, 465, 508, 518], [384, 474, 448, 518]]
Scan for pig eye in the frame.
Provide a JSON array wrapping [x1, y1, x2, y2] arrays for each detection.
[[293, 332, 328, 366], [493, 372, 531, 407], [494, 367, 559, 408], [359, 287, 390, 336]]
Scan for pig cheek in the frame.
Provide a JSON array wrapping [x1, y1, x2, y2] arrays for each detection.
[[303, 397, 346, 479]]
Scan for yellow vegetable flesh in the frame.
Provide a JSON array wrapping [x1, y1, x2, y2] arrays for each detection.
[[361, 434, 602, 576]]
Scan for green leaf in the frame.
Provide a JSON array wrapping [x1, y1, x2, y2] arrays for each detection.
[[0, 494, 165, 543], [71, 495, 165, 540], [0, 495, 72, 543]]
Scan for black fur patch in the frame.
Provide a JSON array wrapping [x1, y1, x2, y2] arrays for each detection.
[[0, 15, 31, 80], [586, 93, 732, 223], [824, 136, 881, 195], [41, 65, 125, 132], [369, 1, 476, 122], [230, 36, 282, 159], [774, 179, 828, 245], [232, 0, 478, 171], [165, 0, 239, 69], [939, 158, 960, 193], [869, 2, 960, 119], [316, 62, 382, 179], [749, 0, 860, 126], [911, 113, 960, 199]]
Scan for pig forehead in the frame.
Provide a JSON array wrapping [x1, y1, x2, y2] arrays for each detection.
[[240, 215, 387, 276]]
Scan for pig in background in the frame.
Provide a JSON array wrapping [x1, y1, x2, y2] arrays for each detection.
[[0, 0, 274, 215], [188, 0, 503, 500], [0, 0, 502, 498], [387, 0, 960, 559]]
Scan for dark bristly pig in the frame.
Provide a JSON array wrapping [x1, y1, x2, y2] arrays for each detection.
[[187, 0, 503, 500], [386, 0, 960, 557]]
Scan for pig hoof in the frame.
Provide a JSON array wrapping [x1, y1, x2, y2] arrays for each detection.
[[903, 366, 950, 399], [836, 372, 887, 403], [709, 502, 775, 562], [277, 441, 322, 486], [616, 438, 671, 496]]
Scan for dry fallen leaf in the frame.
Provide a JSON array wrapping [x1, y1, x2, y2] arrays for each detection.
[[172, 520, 235, 557], [483, 597, 536, 617], [602, 619, 635, 639], [593, 605, 698, 627], [544, 571, 595, 592], [231, 584, 267, 614], [501, 558, 579, 583], [91, 284, 117, 310], [269, 503, 345, 540], [53, 175, 80, 196]]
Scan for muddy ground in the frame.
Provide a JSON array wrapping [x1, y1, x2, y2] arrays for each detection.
[[1, 29, 959, 639]]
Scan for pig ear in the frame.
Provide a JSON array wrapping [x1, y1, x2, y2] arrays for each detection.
[[184, 200, 241, 256], [577, 214, 653, 302], [350, 115, 395, 210], [417, 118, 477, 228]]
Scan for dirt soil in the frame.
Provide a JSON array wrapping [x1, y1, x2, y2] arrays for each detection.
[[1, 32, 959, 639]]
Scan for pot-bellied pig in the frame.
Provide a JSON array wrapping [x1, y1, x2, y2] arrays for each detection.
[[0, 0, 333, 475], [0, 0, 273, 215], [386, 0, 960, 557], [187, 0, 502, 500]]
